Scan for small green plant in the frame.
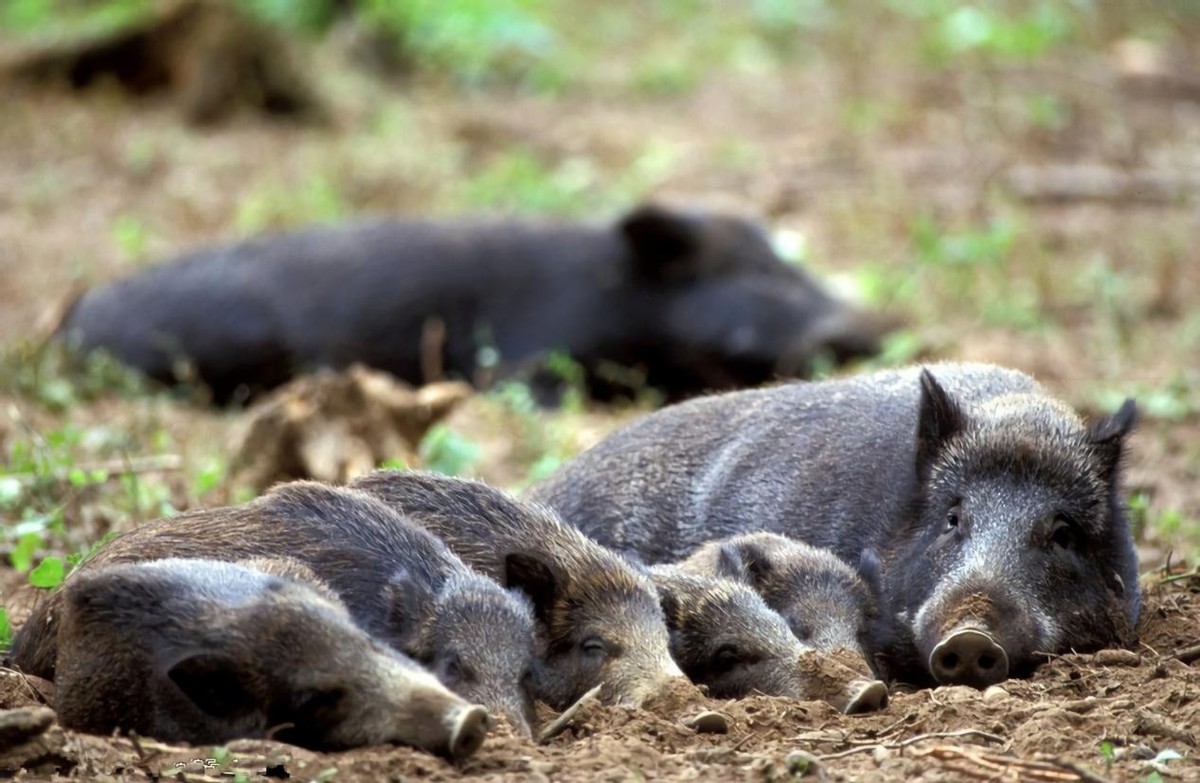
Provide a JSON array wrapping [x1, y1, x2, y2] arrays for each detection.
[[111, 215, 149, 263], [28, 556, 66, 588], [418, 425, 482, 477], [359, 0, 560, 88], [0, 341, 148, 411], [235, 173, 348, 235], [191, 456, 227, 498], [378, 457, 410, 472], [0, 608, 11, 649], [1098, 740, 1115, 771], [462, 150, 593, 216]]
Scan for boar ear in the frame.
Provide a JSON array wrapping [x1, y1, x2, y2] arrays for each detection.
[[504, 553, 562, 625], [712, 543, 747, 581], [915, 369, 966, 482], [619, 204, 702, 283], [712, 541, 772, 586], [384, 567, 435, 652], [1087, 398, 1137, 482], [656, 583, 682, 624], [168, 653, 260, 720], [855, 549, 884, 605]]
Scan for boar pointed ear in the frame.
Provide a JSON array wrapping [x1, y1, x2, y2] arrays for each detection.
[[384, 568, 435, 653], [619, 204, 702, 283], [1087, 398, 1137, 481], [504, 553, 562, 625], [656, 582, 682, 624], [855, 549, 884, 605], [168, 653, 260, 720], [712, 543, 747, 581], [721, 541, 772, 587], [915, 369, 966, 481]]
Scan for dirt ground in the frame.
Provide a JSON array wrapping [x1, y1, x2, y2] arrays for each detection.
[[1, 4, 1199, 782]]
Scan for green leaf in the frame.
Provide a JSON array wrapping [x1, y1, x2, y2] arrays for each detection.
[[29, 557, 66, 589], [10, 533, 42, 573], [0, 608, 11, 649]]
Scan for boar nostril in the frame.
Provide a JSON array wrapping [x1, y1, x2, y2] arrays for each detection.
[[447, 705, 489, 761], [929, 629, 1009, 689]]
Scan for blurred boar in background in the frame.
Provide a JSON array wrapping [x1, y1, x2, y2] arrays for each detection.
[[55, 204, 889, 405]]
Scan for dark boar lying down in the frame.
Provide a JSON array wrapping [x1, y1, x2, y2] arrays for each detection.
[[54, 557, 489, 758], [54, 203, 887, 405], [10, 482, 538, 737], [531, 362, 1141, 688]]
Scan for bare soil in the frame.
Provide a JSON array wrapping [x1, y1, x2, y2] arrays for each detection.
[[2, 8, 1199, 783]]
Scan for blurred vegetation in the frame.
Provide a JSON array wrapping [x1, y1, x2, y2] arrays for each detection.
[[2, 0, 1199, 588]]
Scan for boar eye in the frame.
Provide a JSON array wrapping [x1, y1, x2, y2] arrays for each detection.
[[1050, 516, 1077, 552], [945, 503, 962, 532], [580, 636, 608, 659], [443, 654, 465, 685], [714, 644, 742, 672]]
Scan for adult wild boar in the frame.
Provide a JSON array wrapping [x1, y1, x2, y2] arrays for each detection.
[[54, 204, 886, 404], [531, 363, 1141, 689], [55, 558, 489, 758], [11, 482, 538, 736], [349, 470, 685, 711]]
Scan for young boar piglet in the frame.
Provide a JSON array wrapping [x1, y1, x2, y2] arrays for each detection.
[[649, 564, 887, 713], [11, 483, 538, 736], [54, 558, 489, 759], [531, 362, 1140, 688], [679, 533, 889, 672], [349, 469, 685, 711]]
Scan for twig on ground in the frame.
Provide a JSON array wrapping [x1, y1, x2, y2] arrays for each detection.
[[538, 683, 604, 744], [912, 746, 1112, 782], [816, 728, 1006, 761]]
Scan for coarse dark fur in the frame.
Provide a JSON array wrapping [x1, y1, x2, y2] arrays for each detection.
[[677, 533, 890, 676], [530, 362, 1141, 687], [348, 469, 683, 710], [10, 483, 537, 735], [54, 204, 887, 405], [55, 557, 488, 757]]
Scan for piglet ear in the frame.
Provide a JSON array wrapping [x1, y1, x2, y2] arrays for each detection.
[[713, 540, 772, 587], [915, 369, 966, 482], [504, 553, 562, 626], [384, 567, 435, 653], [712, 543, 747, 581], [168, 653, 260, 720], [1087, 398, 1137, 483], [619, 204, 702, 283], [855, 549, 884, 606], [655, 580, 682, 624]]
